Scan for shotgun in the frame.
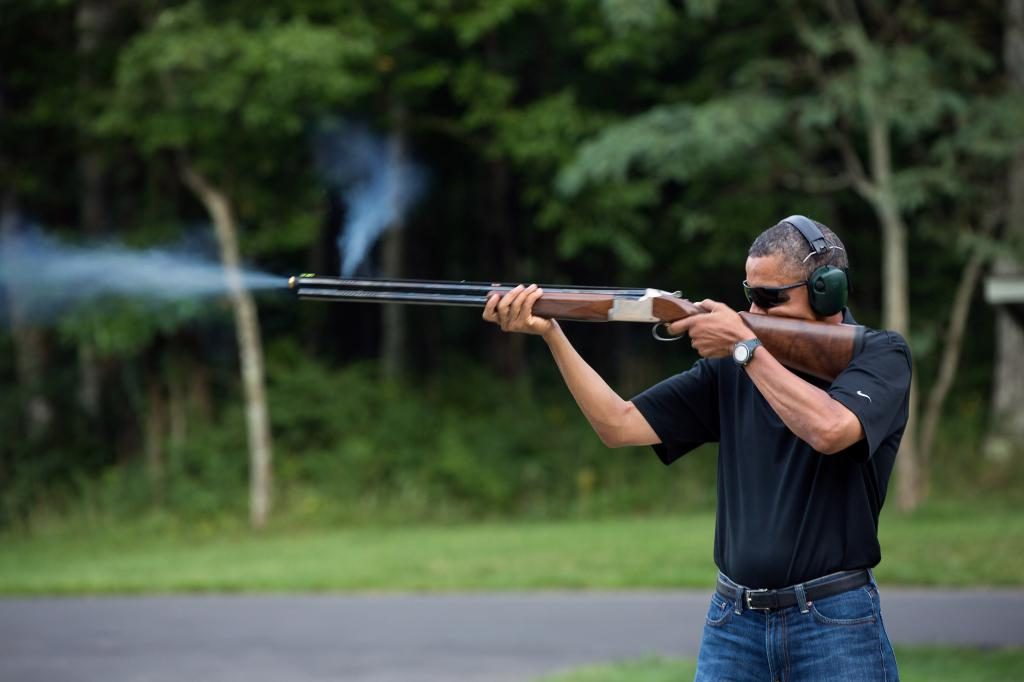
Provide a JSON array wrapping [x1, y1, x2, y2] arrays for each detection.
[[288, 274, 865, 381]]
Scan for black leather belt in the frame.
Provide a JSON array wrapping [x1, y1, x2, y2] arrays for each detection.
[[716, 569, 870, 612]]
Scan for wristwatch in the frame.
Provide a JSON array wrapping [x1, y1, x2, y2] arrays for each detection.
[[732, 339, 762, 367]]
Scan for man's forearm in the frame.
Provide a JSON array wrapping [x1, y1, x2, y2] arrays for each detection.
[[744, 348, 863, 454], [542, 322, 658, 447]]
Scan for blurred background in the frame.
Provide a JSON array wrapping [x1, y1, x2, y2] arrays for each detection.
[[1, 0, 1022, 545]]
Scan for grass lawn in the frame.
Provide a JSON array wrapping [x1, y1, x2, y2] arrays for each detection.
[[0, 502, 1021, 594], [538, 647, 1024, 681]]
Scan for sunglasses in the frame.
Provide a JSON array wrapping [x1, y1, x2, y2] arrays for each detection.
[[743, 280, 807, 309]]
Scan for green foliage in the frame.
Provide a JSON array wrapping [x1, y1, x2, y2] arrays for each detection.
[[264, 340, 712, 522], [552, 92, 789, 275], [600, 0, 675, 34], [99, 3, 374, 157], [56, 299, 219, 356], [2, 0, 1019, 533], [557, 94, 788, 194], [14, 341, 713, 528], [452, 62, 518, 134], [579, 0, 684, 72], [490, 91, 662, 271], [934, 93, 1024, 170], [453, 0, 543, 46], [18, 339, 1010, 531]]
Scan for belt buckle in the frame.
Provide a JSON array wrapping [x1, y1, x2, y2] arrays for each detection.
[[745, 588, 771, 611]]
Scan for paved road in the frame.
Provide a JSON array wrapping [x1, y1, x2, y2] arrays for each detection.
[[2, 590, 1022, 682]]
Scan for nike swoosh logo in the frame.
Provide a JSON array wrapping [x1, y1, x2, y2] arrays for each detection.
[[856, 390, 872, 403]]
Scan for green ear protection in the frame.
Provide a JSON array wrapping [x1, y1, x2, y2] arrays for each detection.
[[781, 215, 849, 317]]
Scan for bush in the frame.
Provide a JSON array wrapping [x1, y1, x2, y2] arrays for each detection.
[[31, 336, 1024, 531], [260, 340, 715, 524]]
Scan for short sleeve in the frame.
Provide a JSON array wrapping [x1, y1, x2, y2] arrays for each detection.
[[631, 359, 720, 465], [827, 330, 912, 461]]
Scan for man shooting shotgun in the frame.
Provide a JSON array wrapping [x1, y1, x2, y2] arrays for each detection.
[[483, 216, 910, 681], [291, 215, 908, 679]]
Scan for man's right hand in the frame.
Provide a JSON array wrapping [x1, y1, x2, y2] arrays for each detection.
[[483, 284, 556, 337]]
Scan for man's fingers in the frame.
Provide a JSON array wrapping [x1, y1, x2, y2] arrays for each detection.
[[485, 284, 552, 336], [524, 286, 545, 327], [700, 298, 734, 315], [483, 294, 500, 322], [496, 284, 524, 320], [667, 315, 700, 337], [510, 284, 536, 321]]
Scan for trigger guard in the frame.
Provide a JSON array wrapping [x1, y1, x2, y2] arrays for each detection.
[[652, 323, 683, 342]]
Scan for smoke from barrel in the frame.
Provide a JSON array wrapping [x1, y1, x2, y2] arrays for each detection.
[[0, 225, 282, 326], [313, 121, 427, 277]]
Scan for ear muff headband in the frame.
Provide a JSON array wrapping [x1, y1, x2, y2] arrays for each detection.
[[781, 215, 849, 317], [783, 215, 829, 257]]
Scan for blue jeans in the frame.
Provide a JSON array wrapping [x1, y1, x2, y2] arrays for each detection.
[[695, 572, 899, 681]]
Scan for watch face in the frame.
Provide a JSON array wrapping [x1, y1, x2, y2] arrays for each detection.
[[733, 345, 750, 363]]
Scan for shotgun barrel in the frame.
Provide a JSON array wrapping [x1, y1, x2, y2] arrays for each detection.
[[288, 274, 649, 305]]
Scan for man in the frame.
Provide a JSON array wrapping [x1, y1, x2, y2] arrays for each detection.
[[483, 216, 910, 681]]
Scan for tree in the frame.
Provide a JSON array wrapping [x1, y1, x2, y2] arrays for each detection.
[[0, 0, 75, 443], [101, 2, 373, 527], [355, 0, 452, 380], [558, 0, 1022, 510], [985, 0, 1024, 462], [75, 0, 116, 418]]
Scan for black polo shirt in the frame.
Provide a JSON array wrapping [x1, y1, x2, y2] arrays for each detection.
[[631, 310, 911, 589]]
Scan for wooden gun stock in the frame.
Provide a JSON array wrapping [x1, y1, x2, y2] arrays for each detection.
[[736, 313, 865, 381], [533, 292, 865, 382]]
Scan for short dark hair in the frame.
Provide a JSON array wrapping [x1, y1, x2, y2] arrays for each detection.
[[748, 218, 849, 280]]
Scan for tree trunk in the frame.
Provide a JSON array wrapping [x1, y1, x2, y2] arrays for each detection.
[[168, 349, 188, 451], [144, 373, 165, 504], [380, 226, 406, 379], [865, 116, 924, 511], [380, 102, 407, 381], [1, 194, 53, 439], [482, 30, 525, 379], [879, 204, 923, 511], [919, 232, 990, 482], [485, 157, 526, 379], [179, 160, 274, 530], [77, 344, 101, 417], [76, 0, 110, 235], [75, 0, 113, 418], [985, 0, 1024, 462], [188, 351, 213, 422]]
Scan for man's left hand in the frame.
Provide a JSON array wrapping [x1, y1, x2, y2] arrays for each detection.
[[666, 299, 753, 358]]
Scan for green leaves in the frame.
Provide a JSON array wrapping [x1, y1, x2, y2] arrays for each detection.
[[600, 0, 675, 33], [57, 298, 217, 357], [557, 93, 787, 195], [100, 3, 375, 157], [452, 0, 541, 46], [936, 94, 1024, 163], [496, 92, 607, 170], [452, 62, 517, 134]]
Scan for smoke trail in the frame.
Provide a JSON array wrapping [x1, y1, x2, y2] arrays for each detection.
[[0, 226, 282, 326], [314, 121, 427, 277]]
